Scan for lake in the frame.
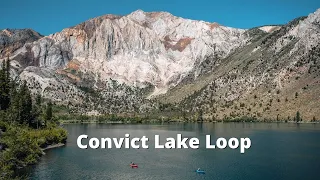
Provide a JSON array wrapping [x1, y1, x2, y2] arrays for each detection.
[[28, 123, 320, 180]]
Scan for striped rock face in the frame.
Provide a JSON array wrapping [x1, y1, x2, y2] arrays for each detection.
[[1, 10, 248, 96]]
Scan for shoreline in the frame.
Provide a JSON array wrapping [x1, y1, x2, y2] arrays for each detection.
[[59, 120, 319, 125], [42, 143, 65, 151]]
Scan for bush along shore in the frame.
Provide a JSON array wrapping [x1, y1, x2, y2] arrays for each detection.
[[0, 122, 67, 178], [0, 58, 67, 179]]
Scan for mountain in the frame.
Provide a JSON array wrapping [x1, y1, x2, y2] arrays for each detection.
[[0, 9, 319, 120], [2, 10, 249, 94], [159, 10, 320, 121], [0, 29, 42, 59]]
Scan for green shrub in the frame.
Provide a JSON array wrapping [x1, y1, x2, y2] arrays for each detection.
[[0, 123, 67, 178]]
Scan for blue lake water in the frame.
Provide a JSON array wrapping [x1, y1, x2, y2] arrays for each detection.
[[28, 123, 320, 180]]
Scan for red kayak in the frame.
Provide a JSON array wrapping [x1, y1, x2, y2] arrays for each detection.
[[130, 164, 138, 168]]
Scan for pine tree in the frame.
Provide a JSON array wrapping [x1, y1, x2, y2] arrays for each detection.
[[32, 94, 42, 129], [0, 58, 11, 111], [8, 87, 19, 124], [296, 111, 301, 122], [45, 100, 53, 122], [5, 57, 10, 83], [4, 57, 11, 110], [0, 60, 7, 110], [36, 94, 42, 106], [18, 81, 33, 125]]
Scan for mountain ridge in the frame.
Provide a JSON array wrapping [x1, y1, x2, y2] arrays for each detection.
[[1, 8, 320, 121], [1, 9, 250, 94]]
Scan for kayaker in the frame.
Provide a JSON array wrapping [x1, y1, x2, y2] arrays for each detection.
[[131, 162, 135, 165], [197, 168, 200, 171]]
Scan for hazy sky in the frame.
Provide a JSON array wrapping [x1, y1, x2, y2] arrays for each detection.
[[1, 0, 320, 35]]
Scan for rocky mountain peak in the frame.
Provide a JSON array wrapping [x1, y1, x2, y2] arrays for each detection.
[[128, 9, 174, 21], [0, 28, 42, 59]]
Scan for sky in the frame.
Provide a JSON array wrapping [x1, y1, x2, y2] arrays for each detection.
[[1, 0, 320, 35]]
